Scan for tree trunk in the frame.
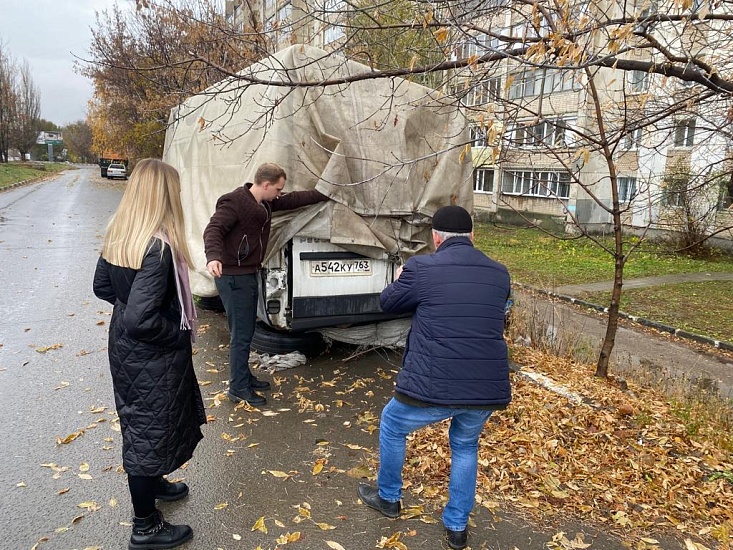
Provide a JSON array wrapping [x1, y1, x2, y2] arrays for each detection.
[[595, 211, 625, 377]]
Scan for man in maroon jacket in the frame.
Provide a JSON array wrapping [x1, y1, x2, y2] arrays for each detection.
[[203, 163, 328, 406]]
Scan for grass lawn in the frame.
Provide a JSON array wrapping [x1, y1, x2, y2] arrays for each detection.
[[580, 280, 733, 342], [0, 162, 71, 189], [474, 223, 733, 342], [474, 222, 733, 287]]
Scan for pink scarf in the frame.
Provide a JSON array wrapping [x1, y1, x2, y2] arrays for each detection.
[[156, 232, 197, 343]]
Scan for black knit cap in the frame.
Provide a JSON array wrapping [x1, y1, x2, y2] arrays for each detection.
[[432, 205, 473, 233]]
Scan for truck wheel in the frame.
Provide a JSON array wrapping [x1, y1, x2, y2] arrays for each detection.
[[196, 295, 225, 312], [252, 322, 326, 358]]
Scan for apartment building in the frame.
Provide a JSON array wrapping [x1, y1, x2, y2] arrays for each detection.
[[224, 0, 732, 241], [454, 2, 733, 242], [225, 0, 345, 52]]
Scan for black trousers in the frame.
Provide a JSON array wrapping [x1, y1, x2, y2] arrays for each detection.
[[128, 475, 160, 518]]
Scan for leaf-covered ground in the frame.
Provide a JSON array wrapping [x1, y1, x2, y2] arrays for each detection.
[[391, 347, 733, 549]]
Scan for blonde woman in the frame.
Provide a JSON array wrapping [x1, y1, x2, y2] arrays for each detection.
[[93, 158, 206, 550]]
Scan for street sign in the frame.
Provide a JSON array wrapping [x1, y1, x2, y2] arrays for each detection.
[[45, 140, 63, 145]]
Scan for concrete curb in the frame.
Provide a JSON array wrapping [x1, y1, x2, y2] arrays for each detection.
[[0, 174, 48, 192], [514, 282, 733, 353]]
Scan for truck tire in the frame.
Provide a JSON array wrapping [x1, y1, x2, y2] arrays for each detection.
[[251, 322, 326, 358], [196, 295, 225, 312]]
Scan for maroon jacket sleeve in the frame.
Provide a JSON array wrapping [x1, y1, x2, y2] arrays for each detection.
[[271, 189, 328, 212], [203, 194, 238, 264]]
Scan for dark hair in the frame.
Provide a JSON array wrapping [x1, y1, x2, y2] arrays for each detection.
[[254, 163, 287, 185]]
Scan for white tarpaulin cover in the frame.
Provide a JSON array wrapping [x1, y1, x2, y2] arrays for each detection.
[[163, 44, 473, 297]]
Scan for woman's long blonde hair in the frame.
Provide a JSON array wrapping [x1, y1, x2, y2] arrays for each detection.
[[102, 158, 192, 269]]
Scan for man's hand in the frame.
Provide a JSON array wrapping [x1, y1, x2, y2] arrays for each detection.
[[207, 260, 223, 278], [394, 265, 404, 280]]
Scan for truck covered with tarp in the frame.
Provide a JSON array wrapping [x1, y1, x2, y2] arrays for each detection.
[[163, 44, 472, 348]]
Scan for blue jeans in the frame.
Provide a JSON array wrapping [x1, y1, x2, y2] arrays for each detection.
[[215, 274, 258, 392], [378, 398, 492, 531]]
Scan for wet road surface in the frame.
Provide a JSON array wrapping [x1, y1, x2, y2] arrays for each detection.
[[0, 167, 631, 550]]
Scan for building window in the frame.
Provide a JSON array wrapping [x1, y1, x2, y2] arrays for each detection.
[[617, 176, 638, 202], [508, 69, 579, 99], [456, 77, 502, 107], [663, 187, 686, 207], [473, 168, 494, 193], [622, 127, 643, 150], [508, 69, 542, 99], [470, 125, 490, 147], [501, 170, 571, 199], [674, 119, 696, 147], [627, 70, 649, 93], [277, 2, 292, 32], [509, 118, 575, 148], [455, 33, 500, 60]]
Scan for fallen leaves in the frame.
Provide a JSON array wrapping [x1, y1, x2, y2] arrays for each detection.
[[251, 516, 267, 533], [391, 345, 733, 546], [36, 343, 63, 353], [56, 430, 84, 445]]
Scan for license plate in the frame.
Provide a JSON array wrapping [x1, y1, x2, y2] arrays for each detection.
[[310, 259, 372, 276]]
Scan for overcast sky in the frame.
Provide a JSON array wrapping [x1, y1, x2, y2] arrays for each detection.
[[0, 0, 121, 126]]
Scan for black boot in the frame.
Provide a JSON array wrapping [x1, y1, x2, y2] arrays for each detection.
[[446, 527, 468, 549], [155, 477, 189, 502], [129, 509, 192, 549], [357, 483, 401, 518]]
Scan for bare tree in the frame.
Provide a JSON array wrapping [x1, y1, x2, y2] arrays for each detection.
[[9, 60, 41, 160], [0, 40, 16, 163]]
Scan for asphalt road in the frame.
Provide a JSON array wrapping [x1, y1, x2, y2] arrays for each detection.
[[0, 167, 632, 550]]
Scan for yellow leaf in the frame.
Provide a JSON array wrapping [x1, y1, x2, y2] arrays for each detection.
[[275, 531, 301, 544], [267, 470, 291, 479], [214, 502, 228, 510], [313, 459, 325, 475], [433, 27, 449, 43], [233, 533, 242, 540], [347, 463, 373, 479], [57, 487, 70, 495], [251, 516, 268, 533], [16, 481, 27, 487], [37, 343, 63, 353], [326, 542, 346, 550], [316, 522, 336, 530], [77, 501, 100, 511], [109, 498, 118, 507], [78, 474, 93, 480], [409, 54, 418, 72], [79, 463, 90, 472]]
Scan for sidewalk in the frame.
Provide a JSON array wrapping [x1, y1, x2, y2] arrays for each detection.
[[519, 272, 733, 353], [555, 271, 733, 295]]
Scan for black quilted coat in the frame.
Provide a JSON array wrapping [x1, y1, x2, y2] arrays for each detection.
[[93, 239, 206, 477]]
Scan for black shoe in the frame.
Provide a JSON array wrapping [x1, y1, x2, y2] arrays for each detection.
[[155, 477, 189, 502], [357, 483, 400, 518], [129, 509, 192, 549], [227, 388, 266, 406], [250, 378, 271, 391], [445, 528, 468, 550]]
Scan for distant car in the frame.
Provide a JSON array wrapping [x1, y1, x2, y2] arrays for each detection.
[[106, 163, 127, 180]]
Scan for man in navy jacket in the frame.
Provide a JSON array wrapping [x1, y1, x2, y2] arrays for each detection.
[[357, 205, 511, 550]]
